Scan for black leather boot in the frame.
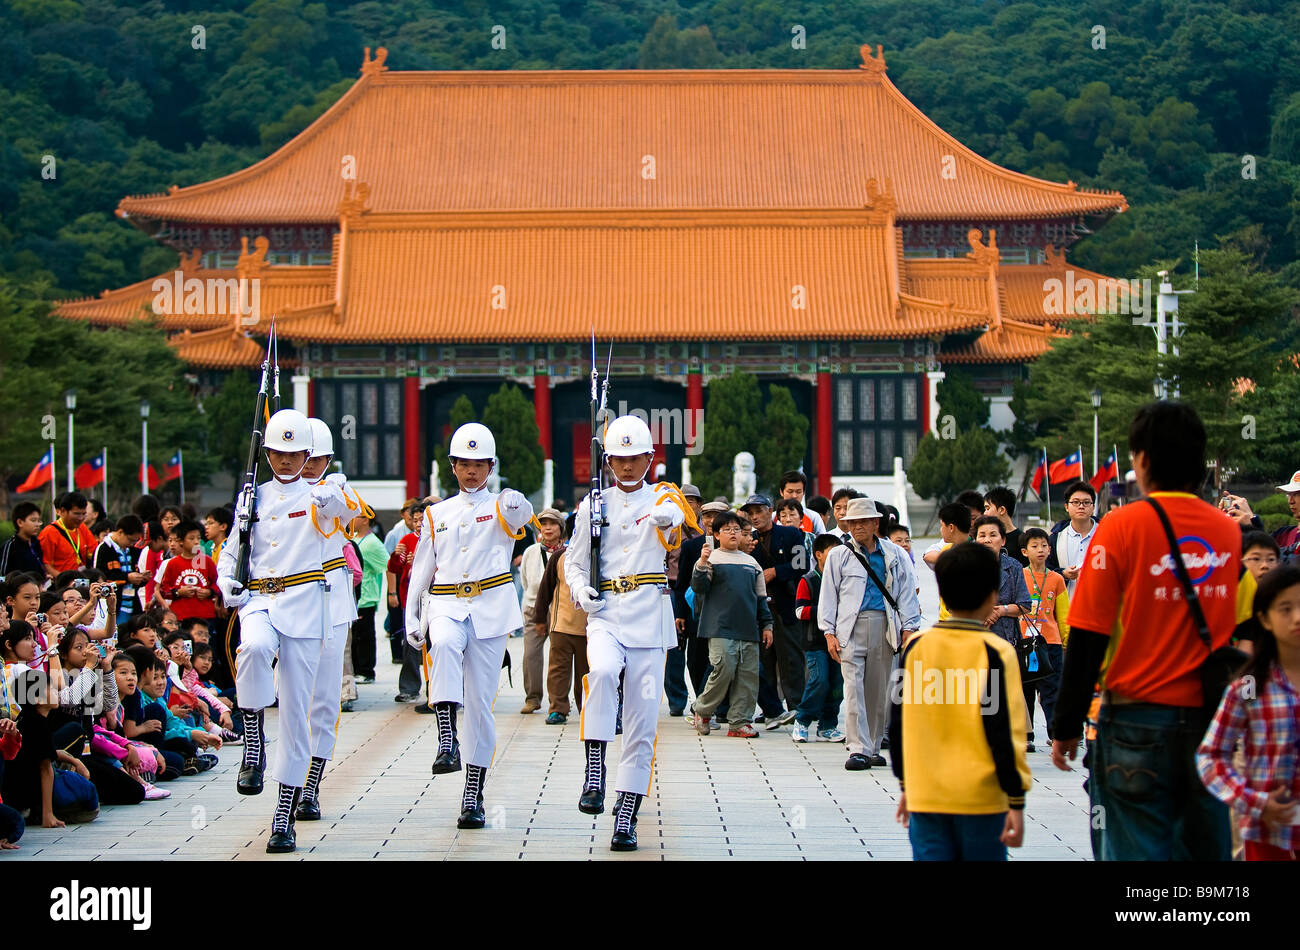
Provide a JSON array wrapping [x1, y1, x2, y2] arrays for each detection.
[[237, 709, 265, 796], [295, 756, 325, 821], [578, 739, 606, 814], [431, 702, 461, 774], [266, 785, 300, 853], [456, 764, 487, 829], [610, 791, 640, 851]]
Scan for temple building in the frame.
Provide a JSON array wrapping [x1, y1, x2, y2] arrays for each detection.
[[55, 44, 1127, 510]]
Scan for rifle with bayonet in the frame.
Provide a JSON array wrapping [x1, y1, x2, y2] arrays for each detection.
[[589, 332, 613, 591], [232, 319, 277, 593]]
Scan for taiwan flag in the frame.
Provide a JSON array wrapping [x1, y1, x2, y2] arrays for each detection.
[[1031, 458, 1047, 495], [162, 451, 183, 483], [1048, 450, 1084, 485], [139, 462, 162, 491], [1090, 450, 1119, 492], [15, 449, 54, 494], [74, 453, 106, 490]]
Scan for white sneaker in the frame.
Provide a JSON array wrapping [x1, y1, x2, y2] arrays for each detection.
[[790, 722, 809, 743], [817, 727, 846, 743], [765, 709, 797, 731]]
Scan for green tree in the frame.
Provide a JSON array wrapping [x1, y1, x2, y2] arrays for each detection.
[[935, 369, 990, 431], [432, 394, 476, 497], [202, 368, 260, 474], [482, 382, 543, 496], [0, 277, 210, 514], [755, 384, 809, 496], [689, 372, 764, 501], [908, 428, 1011, 509]]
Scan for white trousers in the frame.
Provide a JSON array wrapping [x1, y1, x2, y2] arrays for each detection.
[[580, 627, 665, 796], [426, 615, 506, 769], [235, 609, 327, 787], [840, 610, 890, 757], [306, 622, 349, 762]]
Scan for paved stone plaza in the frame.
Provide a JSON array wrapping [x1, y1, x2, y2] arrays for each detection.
[[10, 540, 1093, 861]]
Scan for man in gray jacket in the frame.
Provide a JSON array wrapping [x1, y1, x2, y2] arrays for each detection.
[[818, 497, 921, 770]]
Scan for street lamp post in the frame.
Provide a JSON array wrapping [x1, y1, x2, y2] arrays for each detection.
[[1090, 387, 1102, 480], [65, 390, 77, 492], [140, 400, 150, 497]]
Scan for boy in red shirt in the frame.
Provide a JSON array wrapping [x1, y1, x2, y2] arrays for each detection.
[[156, 521, 217, 623]]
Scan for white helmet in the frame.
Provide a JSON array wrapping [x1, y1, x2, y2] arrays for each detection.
[[264, 409, 313, 453], [604, 415, 653, 456], [449, 422, 495, 461], [307, 418, 334, 458]]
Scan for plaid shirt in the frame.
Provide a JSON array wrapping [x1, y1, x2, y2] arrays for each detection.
[[1197, 666, 1300, 852]]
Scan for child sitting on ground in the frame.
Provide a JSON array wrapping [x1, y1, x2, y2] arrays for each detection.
[[98, 653, 173, 795], [890, 542, 1032, 860], [2, 669, 100, 827], [690, 511, 773, 739], [134, 653, 220, 775], [0, 717, 23, 849]]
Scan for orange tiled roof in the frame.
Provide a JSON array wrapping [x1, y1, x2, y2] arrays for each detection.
[[940, 318, 1066, 364], [117, 48, 1126, 225], [55, 253, 228, 331], [171, 328, 278, 369], [999, 251, 1134, 324], [267, 208, 993, 344]]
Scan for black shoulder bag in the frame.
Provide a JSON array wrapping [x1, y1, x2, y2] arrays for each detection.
[[1140, 497, 1247, 711]]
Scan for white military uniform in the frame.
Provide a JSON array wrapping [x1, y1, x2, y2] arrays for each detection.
[[305, 477, 363, 762], [566, 481, 684, 796], [405, 484, 535, 768], [217, 475, 350, 786]]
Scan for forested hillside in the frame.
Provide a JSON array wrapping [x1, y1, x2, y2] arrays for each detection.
[[2, 0, 1300, 295]]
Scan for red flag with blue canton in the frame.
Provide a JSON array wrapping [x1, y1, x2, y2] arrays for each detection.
[[162, 451, 183, 483], [15, 449, 54, 493], [1031, 458, 1047, 494], [1089, 450, 1119, 492], [1048, 450, 1083, 484], [139, 462, 162, 490], [74, 452, 106, 489]]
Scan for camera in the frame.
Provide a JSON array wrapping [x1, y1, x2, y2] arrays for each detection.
[[34, 612, 47, 626], [183, 640, 192, 656], [72, 578, 90, 591]]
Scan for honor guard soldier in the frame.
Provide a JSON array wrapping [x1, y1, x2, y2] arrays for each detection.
[[292, 418, 371, 822], [565, 415, 695, 851], [216, 409, 352, 853], [405, 423, 537, 829]]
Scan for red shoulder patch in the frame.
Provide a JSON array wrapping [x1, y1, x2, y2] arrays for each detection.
[[476, 514, 493, 523]]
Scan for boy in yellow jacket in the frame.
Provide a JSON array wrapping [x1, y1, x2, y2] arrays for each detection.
[[889, 541, 1033, 860]]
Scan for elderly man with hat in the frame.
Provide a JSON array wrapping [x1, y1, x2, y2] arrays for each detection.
[[519, 506, 569, 713], [662, 484, 704, 716], [739, 493, 808, 727], [817, 496, 921, 770]]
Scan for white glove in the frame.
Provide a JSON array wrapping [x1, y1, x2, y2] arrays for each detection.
[[217, 576, 250, 609], [575, 585, 605, 613], [233, 492, 253, 527], [500, 488, 526, 510], [650, 509, 677, 528], [405, 622, 427, 651], [325, 472, 348, 488]]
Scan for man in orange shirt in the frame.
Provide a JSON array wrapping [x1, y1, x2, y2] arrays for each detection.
[[1051, 402, 1253, 861], [38, 492, 96, 575]]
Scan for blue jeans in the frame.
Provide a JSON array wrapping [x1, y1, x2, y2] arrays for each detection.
[[1094, 703, 1230, 860], [795, 650, 843, 729], [908, 812, 1007, 861], [51, 768, 99, 820]]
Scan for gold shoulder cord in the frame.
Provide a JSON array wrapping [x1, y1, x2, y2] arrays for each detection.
[[651, 481, 700, 551]]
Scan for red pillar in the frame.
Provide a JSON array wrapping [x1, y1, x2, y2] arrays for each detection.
[[816, 370, 833, 496], [686, 370, 703, 453], [534, 372, 552, 457], [404, 375, 421, 500], [306, 377, 315, 418], [919, 372, 929, 435]]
